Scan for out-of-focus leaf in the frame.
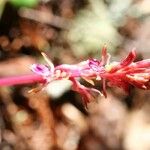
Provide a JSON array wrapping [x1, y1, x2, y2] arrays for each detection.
[[0, 0, 6, 18], [68, 0, 122, 57], [128, 0, 150, 18], [10, 0, 38, 8]]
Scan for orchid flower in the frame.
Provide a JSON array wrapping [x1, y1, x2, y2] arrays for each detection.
[[100, 49, 150, 93], [0, 46, 149, 107], [31, 54, 103, 107], [30, 47, 150, 107]]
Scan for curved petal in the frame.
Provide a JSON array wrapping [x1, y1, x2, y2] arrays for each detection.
[[30, 64, 51, 77]]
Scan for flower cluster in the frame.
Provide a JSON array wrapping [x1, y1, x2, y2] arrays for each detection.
[[31, 47, 150, 107]]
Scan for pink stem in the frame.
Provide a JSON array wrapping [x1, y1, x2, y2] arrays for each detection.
[[0, 74, 46, 86]]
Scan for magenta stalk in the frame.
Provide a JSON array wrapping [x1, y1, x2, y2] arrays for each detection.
[[0, 74, 46, 86]]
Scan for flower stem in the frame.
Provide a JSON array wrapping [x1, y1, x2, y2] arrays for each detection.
[[0, 74, 46, 86]]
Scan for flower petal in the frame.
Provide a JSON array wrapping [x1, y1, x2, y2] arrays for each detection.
[[31, 64, 51, 76], [70, 77, 102, 107], [120, 49, 136, 66], [41, 52, 54, 72], [101, 45, 111, 65]]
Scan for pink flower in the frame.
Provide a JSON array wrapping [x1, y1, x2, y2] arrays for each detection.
[[89, 59, 103, 72], [31, 64, 51, 77], [70, 77, 102, 108], [101, 49, 150, 93], [0, 45, 149, 108], [30, 55, 103, 106], [30, 47, 150, 107]]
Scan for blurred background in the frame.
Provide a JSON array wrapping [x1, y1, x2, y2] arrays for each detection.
[[0, 0, 150, 149]]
